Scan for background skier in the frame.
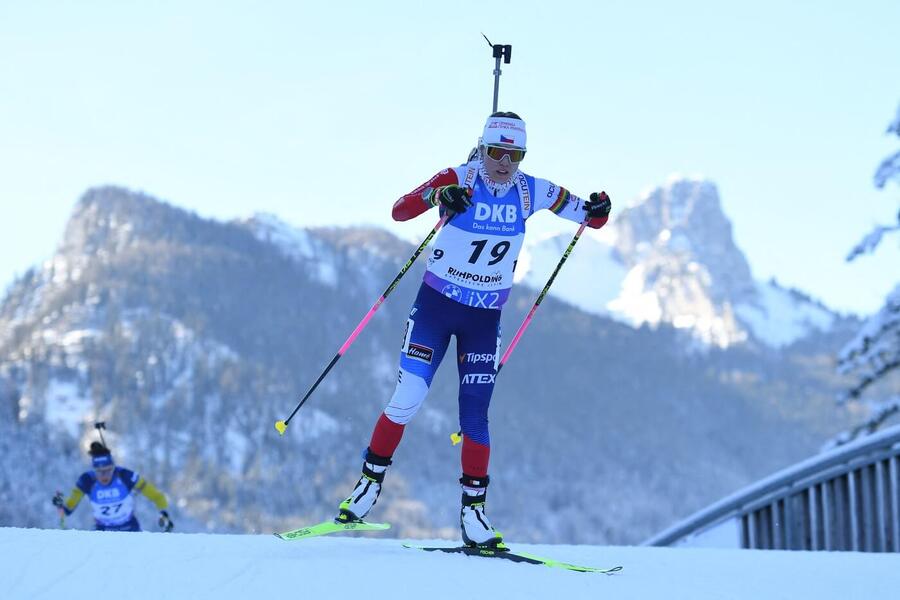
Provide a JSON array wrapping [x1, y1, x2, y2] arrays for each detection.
[[53, 441, 174, 532], [336, 111, 612, 547]]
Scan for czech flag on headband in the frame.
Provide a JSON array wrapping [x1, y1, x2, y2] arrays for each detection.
[[500, 135, 516, 144]]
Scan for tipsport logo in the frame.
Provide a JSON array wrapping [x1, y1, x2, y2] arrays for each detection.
[[458, 352, 496, 364]]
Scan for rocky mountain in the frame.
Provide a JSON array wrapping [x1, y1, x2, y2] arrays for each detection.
[[520, 178, 849, 349], [0, 185, 860, 544]]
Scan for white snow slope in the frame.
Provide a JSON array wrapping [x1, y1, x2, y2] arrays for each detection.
[[1, 527, 895, 600]]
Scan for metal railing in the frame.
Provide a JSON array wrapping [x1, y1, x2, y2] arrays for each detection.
[[644, 423, 900, 551]]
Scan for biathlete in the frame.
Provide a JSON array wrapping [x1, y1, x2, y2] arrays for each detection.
[[53, 442, 174, 532], [336, 111, 611, 547]]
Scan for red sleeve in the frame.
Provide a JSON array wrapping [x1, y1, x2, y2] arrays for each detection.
[[586, 216, 609, 229], [392, 168, 460, 221]]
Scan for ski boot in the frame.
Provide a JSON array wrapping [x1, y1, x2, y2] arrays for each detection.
[[336, 448, 392, 524], [460, 474, 504, 548]]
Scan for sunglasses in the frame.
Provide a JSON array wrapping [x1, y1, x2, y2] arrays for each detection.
[[95, 466, 114, 477], [483, 145, 526, 163]]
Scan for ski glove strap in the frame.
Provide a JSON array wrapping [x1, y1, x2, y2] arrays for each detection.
[[584, 191, 612, 219], [427, 185, 473, 214]]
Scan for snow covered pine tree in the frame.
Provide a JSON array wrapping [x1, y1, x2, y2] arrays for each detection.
[[835, 102, 900, 444]]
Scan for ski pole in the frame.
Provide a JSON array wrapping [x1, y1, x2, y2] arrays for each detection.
[[53, 490, 67, 529], [499, 219, 589, 368], [276, 215, 450, 436], [451, 219, 589, 445]]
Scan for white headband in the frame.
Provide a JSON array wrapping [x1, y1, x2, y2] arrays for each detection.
[[481, 116, 527, 149]]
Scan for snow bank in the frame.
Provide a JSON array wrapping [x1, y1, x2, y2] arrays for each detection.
[[1, 526, 895, 600]]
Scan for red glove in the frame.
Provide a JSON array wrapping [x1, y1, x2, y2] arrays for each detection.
[[584, 191, 612, 219]]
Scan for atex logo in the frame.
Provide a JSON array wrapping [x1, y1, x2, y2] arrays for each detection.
[[459, 353, 495, 364], [474, 203, 517, 223], [406, 343, 434, 364], [461, 373, 496, 384]]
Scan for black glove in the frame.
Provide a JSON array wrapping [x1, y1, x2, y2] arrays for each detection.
[[52, 492, 64, 508], [428, 185, 472, 214], [584, 191, 612, 219], [159, 510, 174, 532]]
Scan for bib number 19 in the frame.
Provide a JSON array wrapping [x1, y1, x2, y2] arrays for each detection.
[[469, 240, 510, 266]]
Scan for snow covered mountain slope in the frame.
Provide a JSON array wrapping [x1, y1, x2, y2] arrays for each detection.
[[519, 178, 848, 348], [0, 186, 858, 545], [2, 527, 895, 600]]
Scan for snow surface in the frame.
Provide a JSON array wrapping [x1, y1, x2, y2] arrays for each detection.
[[1, 527, 895, 600], [243, 213, 338, 286], [735, 280, 837, 348], [516, 231, 629, 321], [519, 231, 840, 349]]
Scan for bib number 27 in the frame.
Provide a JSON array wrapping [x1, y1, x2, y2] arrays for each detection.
[[100, 503, 123, 516]]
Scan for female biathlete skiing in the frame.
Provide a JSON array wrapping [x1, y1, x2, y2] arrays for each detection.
[[336, 112, 611, 547]]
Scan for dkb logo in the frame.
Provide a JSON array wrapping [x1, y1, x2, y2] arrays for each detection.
[[474, 203, 517, 223]]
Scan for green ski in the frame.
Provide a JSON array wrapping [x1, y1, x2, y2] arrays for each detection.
[[403, 543, 622, 574], [275, 519, 390, 541]]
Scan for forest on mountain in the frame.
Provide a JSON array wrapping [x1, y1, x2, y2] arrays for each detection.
[[0, 186, 860, 543]]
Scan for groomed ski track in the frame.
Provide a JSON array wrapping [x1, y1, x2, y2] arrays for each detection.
[[1, 527, 895, 599]]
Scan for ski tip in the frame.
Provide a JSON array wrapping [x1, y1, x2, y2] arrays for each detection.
[[274, 420, 287, 435], [275, 520, 392, 540], [563, 564, 623, 574]]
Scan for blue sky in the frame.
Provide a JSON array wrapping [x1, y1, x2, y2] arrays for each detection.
[[1, 0, 897, 314]]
